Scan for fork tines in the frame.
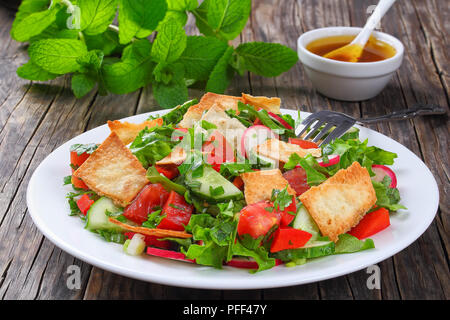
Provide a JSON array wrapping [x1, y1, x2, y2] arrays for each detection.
[[296, 110, 356, 147]]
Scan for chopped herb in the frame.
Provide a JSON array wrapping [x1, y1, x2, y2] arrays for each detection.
[[70, 143, 98, 156]]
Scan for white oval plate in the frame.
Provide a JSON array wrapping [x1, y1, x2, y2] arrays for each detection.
[[27, 109, 439, 290]]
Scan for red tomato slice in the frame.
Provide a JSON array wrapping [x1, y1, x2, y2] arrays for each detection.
[[124, 232, 171, 249], [288, 138, 318, 149], [71, 168, 89, 190], [76, 194, 94, 215], [232, 176, 244, 190], [155, 165, 179, 180], [203, 130, 235, 169], [70, 151, 90, 167], [237, 201, 281, 239], [276, 195, 297, 227], [123, 184, 170, 224], [282, 167, 310, 196], [348, 207, 390, 239], [270, 227, 312, 253], [157, 191, 193, 231]]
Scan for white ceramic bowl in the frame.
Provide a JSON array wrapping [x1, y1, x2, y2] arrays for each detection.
[[297, 27, 404, 101]]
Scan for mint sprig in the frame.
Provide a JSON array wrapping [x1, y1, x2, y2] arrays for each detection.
[[11, 0, 298, 108]]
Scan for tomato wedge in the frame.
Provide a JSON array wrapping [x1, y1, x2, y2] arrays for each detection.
[[76, 194, 94, 215], [288, 138, 318, 149], [270, 227, 312, 253], [202, 130, 235, 172], [348, 207, 390, 239], [155, 165, 179, 180], [71, 168, 89, 189], [70, 151, 90, 167], [276, 195, 297, 227], [232, 176, 244, 190], [237, 201, 281, 239], [282, 167, 310, 196], [157, 191, 193, 231], [123, 183, 170, 224]]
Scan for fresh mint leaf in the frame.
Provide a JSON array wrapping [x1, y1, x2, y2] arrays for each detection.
[[179, 36, 228, 80], [236, 42, 298, 77], [151, 17, 187, 64], [84, 29, 123, 56], [71, 73, 97, 98], [77, 50, 104, 72], [153, 77, 189, 108], [101, 39, 154, 94], [28, 39, 88, 74], [17, 61, 59, 81], [11, 3, 58, 42], [206, 0, 251, 41], [205, 45, 235, 93], [118, 0, 168, 44], [161, 0, 198, 26], [79, 0, 118, 35]]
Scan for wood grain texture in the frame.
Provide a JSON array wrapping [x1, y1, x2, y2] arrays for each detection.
[[0, 0, 448, 300]]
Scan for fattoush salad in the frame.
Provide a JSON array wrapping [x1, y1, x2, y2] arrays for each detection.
[[65, 92, 406, 272]]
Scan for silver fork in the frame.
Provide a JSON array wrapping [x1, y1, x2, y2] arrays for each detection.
[[296, 104, 447, 147]]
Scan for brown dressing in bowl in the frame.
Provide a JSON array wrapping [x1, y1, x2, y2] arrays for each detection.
[[306, 35, 396, 62]]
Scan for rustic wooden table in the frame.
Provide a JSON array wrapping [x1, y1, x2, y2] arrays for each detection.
[[0, 0, 448, 300]]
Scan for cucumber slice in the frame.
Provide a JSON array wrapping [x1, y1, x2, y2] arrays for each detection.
[[85, 197, 123, 232], [272, 241, 335, 261], [186, 166, 243, 203], [293, 205, 320, 240]]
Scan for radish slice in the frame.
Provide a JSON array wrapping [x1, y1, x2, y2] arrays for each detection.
[[268, 112, 293, 130], [317, 154, 340, 167], [146, 247, 195, 263], [226, 257, 283, 269], [371, 165, 397, 188], [240, 125, 278, 157]]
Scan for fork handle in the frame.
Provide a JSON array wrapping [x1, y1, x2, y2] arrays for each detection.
[[357, 104, 447, 124]]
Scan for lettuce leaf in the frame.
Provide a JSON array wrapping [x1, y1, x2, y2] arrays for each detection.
[[334, 234, 375, 254], [372, 176, 407, 212], [130, 125, 178, 167]]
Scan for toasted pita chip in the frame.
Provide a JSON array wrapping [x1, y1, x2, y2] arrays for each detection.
[[200, 104, 247, 150], [107, 118, 163, 145], [108, 218, 192, 238], [254, 139, 321, 165], [178, 93, 243, 128], [155, 146, 187, 166], [242, 93, 281, 114], [240, 169, 296, 205], [299, 162, 377, 242], [73, 132, 149, 207]]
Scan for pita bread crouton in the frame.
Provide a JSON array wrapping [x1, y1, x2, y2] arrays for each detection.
[[200, 104, 247, 150], [240, 169, 296, 205], [299, 162, 377, 242], [155, 146, 187, 166], [107, 118, 163, 145], [178, 92, 243, 128], [73, 132, 149, 207], [242, 93, 281, 114], [253, 139, 321, 165]]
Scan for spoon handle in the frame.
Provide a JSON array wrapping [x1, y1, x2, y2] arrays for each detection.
[[352, 0, 397, 46]]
